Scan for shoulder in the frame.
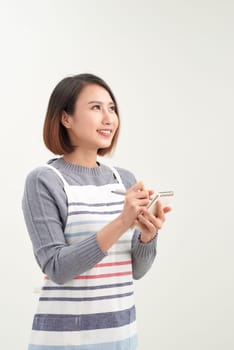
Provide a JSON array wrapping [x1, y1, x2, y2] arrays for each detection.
[[23, 165, 63, 190], [114, 166, 137, 190]]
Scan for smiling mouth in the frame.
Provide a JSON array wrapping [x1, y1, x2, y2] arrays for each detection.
[[97, 129, 113, 136]]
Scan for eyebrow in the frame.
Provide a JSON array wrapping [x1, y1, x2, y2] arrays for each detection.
[[88, 100, 115, 105]]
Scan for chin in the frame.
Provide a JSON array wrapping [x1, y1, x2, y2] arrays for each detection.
[[98, 141, 112, 149]]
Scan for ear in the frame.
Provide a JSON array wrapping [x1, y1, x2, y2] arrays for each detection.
[[61, 111, 73, 129]]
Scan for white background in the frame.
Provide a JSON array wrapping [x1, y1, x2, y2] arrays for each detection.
[[0, 1, 233, 349]]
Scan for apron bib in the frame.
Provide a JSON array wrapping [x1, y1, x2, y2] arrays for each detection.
[[28, 164, 138, 350]]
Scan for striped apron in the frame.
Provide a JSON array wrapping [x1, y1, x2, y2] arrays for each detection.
[[28, 164, 138, 350]]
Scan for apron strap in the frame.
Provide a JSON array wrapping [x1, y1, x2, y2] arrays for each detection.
[[107, 165, 124, 185], [43, 164, 69, 187]]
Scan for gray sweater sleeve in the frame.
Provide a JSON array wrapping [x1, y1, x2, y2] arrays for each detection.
[[22, 165, 157, 284]]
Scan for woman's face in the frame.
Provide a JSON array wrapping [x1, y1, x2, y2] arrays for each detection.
[[63, 84, 119, 152]]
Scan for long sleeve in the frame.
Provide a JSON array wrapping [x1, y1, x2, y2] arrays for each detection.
[[22, 167, 107, 285], [131, 229, 157, 279]]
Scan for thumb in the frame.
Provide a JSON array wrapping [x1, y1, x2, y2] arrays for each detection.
[[131, 181, 145, 192], [163, 206, 172, 213]]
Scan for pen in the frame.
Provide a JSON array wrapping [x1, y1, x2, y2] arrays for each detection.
[[111, 189, 154, 199], [111, 190, 128, 195], [111, 190, 174, 197]]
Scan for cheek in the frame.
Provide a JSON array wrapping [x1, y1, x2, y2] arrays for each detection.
[[73, 116, 91, 130], [114, 115, 119, 128], [82, 121, 100, 136]]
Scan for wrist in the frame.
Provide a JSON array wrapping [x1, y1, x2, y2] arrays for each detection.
[[118, 213, 133, 231], [138, 231, 158, 244]]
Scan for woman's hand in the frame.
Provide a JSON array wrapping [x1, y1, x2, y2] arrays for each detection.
[[119, 181, 151, 230], [135, 200, 172, 243]]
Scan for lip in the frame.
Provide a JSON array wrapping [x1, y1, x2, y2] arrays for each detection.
[[97, 129, 113, 136], [97, 129, 112, 132]]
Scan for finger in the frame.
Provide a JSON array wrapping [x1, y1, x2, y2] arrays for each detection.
[[141, 207, 164, 230], [135, 190, 149, 199], [154, 218, 163, 229], [127, 183, 148, 200], [138, 214, 156, 233], [141, 207, 158, 226], [163, 206, 172, 214], [137, 198, 151, 207], [156, 201, 165, 221], [130, 181, 145, 192], [137, 213, 162, 233]]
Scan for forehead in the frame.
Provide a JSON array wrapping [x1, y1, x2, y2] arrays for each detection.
[[77, 84, 113, 104]]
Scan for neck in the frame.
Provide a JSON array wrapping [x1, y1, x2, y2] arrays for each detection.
[[62, 149, 99, 168]]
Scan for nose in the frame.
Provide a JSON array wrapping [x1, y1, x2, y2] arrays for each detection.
[[102, 108, 113, 124]]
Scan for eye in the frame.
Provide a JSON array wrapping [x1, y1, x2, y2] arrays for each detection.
[[92, 105, 101, 110], [109, 105, 116, 112]]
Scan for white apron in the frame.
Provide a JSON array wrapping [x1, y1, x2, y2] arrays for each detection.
[[28, 164, 138, 350]]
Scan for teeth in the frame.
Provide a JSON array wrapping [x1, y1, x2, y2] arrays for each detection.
[[98, 130, 111, 134]]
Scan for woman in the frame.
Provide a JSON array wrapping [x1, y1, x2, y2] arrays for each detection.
[[22, 73, 172, 350]]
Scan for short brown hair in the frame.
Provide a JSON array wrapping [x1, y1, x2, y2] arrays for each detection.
[[43, 73, 120, 156]]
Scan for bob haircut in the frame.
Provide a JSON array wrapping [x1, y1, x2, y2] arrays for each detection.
[[43, 73, 120, 156]]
